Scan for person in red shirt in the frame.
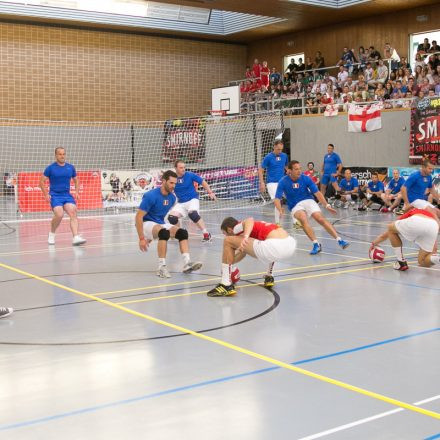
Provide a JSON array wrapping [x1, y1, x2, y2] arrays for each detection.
[[370, 208, 440, 270], [303, 162, 320, 185], [252, 58, 261, 80], [260, 61, 270, 88], [245, 66, 253, 80], [207, 217, 296, 297]]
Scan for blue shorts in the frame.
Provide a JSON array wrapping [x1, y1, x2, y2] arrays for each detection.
[[321, 174, 337, 186], [50, 193, 76, 209]]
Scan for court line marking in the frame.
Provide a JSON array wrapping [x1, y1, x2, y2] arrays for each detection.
[[298, 394, 440, 440], [0, 326, 438, 431], [1, 261, 438, 420]]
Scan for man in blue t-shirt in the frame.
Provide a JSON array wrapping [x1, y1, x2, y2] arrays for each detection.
[[401, 159, 440, 218], [381, 169, 405, 213], [167, 160, 216, 243], [335, 169, 359, 208], [320, 144, 342, 197], [135, 170, 202, 278], [39, 147, 86, 246], [358, 172, 385, 211], [258, 140, 289, 224], [274, 160, 349, 255]]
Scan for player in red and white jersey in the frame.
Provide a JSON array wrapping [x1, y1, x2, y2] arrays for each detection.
[[207, 217, 296, 297], [370, 208, 440, 271]]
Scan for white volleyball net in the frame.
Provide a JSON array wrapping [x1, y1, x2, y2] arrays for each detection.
[[0, 111, 284, 222]]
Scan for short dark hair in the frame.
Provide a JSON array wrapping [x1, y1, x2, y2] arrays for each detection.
[[274, 139, 283, 147], [162, 170, 177, 181], [174, 159, 184, 168], [422, 158, 434, 167], [307, 161, 314, 167], [371, 172, 379, 177], [221, 217, 239, 232], [287, 160, 299, 170], [328, 143, 335, 148], [55, 147, 65, 154]]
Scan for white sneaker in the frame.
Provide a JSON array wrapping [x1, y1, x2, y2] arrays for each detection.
[[72, 235, 86, 246], [183, 262, 203, 273], [0, 307, 13, 318], [157, 265, 171, 278], [48, 232, 55, 245]]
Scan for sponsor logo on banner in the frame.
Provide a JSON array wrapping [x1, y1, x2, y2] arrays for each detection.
[[410, 97, 440, 165], [162, 118, 206, 164], [18, 171, 102, 213], [342, 167, 388, 186]]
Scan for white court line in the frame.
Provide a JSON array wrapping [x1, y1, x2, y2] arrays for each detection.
[[297, 394, 440, 440]]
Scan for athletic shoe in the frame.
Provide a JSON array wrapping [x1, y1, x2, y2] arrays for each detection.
[[207, 283, 236, 297], [393, 260, 409, 271], [263, 275, 275, 288], [157, 265, 171, 278], [183, 262, 202, 273], [338, 239, 350, 249], [310, 243, 322, 255], [0, 307, 13, 319], [342, 202, 349, 209], [357, 206, 366, 211], [231, 267, 240, 284], [48, 232, 55, 245], [380, 207, 390, 213], [72, 235, 86, 246], [202, 232, 212, 243]]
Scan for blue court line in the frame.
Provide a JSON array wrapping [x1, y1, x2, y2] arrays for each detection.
[[425, 433, 440, 440], [0, 326, 439, 431]]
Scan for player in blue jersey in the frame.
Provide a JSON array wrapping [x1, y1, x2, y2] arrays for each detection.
[[274, 160, 349, 255], [167, 160, 216, 243], [258, 140, 289, 224], [380, 169, 405, 213], [358, 172, 385, 211], [401, 159, 440, 218], [320, 144, 342, 196], [39, 147, 86, 246], [334, 168, 359, 208], [135, 170, 202, 278]]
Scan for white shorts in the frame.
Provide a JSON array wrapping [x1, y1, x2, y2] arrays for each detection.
[[395, 215, 439, 252], [143, 221, 174, 241], [267, 182, 278, 200], [410, 199, 435, 210], [170, 198, 200, 218], [252, 236, 297, 264], [291, 199, 321, 218]]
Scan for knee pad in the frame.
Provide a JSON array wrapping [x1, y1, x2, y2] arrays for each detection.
[[334, 192, 341, 200], [188, 210, 201, 223], [351, 194, 358, 201], [175, 228, 188, 241], [168, 215, 179, 225], [158, 228, 170, 241]]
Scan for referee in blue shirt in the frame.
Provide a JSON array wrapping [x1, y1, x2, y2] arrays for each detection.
[[39, 147, 86, 246]]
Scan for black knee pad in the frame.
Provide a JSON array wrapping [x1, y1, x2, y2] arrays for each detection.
[[168, 215, 179, 225], [175, 228, 188, 241], [158, 228, 170, 241], [188, 210, 201, 223], [334, 192, 341, 200], [351, 194, 358, 201]]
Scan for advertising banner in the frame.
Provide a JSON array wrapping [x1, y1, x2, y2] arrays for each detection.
[[342, 167, 388, 186]]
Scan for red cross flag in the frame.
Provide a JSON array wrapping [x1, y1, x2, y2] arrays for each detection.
[[348, 103, 383, 132]]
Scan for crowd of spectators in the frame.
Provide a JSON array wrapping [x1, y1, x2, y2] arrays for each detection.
[[240, 38, 440, 114]]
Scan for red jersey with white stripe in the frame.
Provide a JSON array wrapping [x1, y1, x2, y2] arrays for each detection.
[[399, 208, 435, 220], [233, 221, 279, 240]]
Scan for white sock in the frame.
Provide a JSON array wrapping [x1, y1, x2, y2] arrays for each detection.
[[202, 229, 208, 234], [158, 258, 166, 267], [267, 262, 274, 276], [274, 207, 280, 224], [393, 247, 404, 261], [430, 254, 440, 265], [336, 236, 341, 242], [182, 253, 190, 265], [313, 240, 319, 244], [221, 263, 232, 286]]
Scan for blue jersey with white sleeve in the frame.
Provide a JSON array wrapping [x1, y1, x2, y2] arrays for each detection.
[[139, 188, 176, 224], [275, 174, 318, 211], [261, 152, 289, 183], [174, 171, 203, 203], [367, 180, 384, 192], [339, 177, 359, 192], [323, 152, 342, 175], [387, 177, 405, 194], [43, 162, 76, 195], [403, 171, 432, 202]]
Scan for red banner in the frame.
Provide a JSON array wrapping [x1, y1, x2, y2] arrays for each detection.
[[18, 171, 102, 212]]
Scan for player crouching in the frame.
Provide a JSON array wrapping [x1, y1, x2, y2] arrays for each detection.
[[207, 217, 296, 297], [135, 170, 202, 278]]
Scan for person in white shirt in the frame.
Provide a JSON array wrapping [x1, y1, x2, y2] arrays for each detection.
[[337, 66, 348, 88]]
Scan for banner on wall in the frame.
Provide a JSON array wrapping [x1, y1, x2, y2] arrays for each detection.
[[342, 167, 388, 186], [409, 97, 440, 165], [162, 117, 206, 164], [348, 103, 383, 132], [387, 166, 440, 193], [18, 171, 102, 213]]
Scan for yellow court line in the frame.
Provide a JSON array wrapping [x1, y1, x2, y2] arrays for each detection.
[[0, 261, 438, 420]]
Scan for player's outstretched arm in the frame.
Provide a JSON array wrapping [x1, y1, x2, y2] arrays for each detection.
[[201, 180, 216, 200], [39, 174, 50, 203], [400, 186, 410, 210], [314, 191, 337, 214], [371, 230, 389, 248], [135, 210, 149, 252], [274, 198, 284, 216]]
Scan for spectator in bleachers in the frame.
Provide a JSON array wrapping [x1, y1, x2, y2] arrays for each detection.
[[420, 77, 432, 94], [375, 59, 389, 85], [384, 42, 400, 70], [252, 59, 261, 80], [314, 51, 325, 72], [435, 76, 440, 95], [398, 56, 411, 71], [429, 40, 440, 53], [245, 66, 253, 80], [357, 46, 368, 71], [364, 62, 375, 85], [355, 74, 368, 100], [285, 58, 298, 80], [415, 65, 424, 84], [392, 80, 408, 98], [337, 65, 349, 87], [305, 57, 314, 71], [270, 67, 281, 86], [374, 82, 386, 100], [368, 46, 381, 61], [296, 58, 305, 72], [338, 47, 356, 72], [344, 76, 356, 91], [260, 61, 270, 88], [333, 89, 344, 108], [417, 38, 431, 53], [415, 52, 425, 70]]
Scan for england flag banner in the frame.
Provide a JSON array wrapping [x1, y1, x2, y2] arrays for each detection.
[[324, 104, 338, 117], [348, 102, 383, 132]]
